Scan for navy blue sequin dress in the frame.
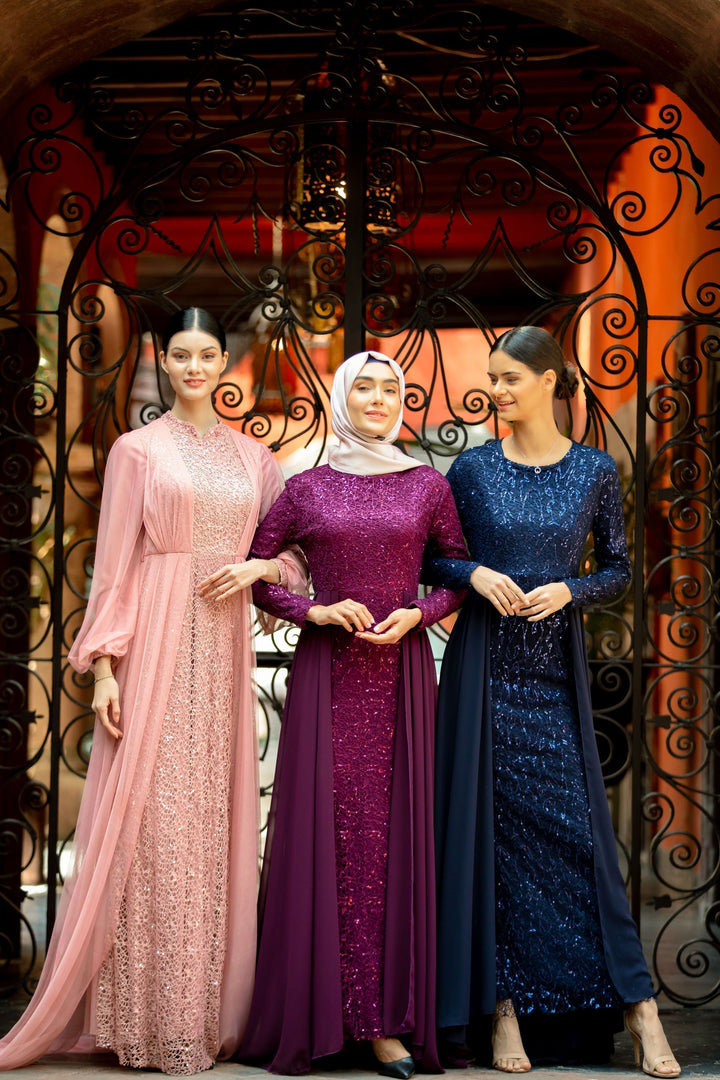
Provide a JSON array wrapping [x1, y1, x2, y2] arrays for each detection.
[[431, 440, 654, 1060]]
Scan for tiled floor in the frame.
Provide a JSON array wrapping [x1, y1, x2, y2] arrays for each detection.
[[2, 886, 718, 1077], [0, 1007, 717, 1079]]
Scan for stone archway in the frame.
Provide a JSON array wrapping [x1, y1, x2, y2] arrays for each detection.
[[0, 0, 719, 138]]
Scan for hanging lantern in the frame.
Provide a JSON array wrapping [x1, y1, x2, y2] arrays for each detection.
[[366, 130, 402, 236]]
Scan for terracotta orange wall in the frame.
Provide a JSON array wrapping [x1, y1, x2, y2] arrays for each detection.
[[580, 93, 720, 413], [572, 90, 720, 851]]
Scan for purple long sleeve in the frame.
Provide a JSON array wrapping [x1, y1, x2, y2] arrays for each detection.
[[251, 486, 316, 626], [251, 464, 467, 629], [412, 477, 469, 629]]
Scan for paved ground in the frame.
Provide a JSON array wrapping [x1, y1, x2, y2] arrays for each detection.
[[0, 1007, 717, 1079]]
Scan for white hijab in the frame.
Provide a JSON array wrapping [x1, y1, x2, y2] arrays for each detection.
[[328, 350, 424, 475]]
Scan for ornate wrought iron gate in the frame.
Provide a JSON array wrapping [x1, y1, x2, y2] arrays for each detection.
[[1, 1, 718, 1006]]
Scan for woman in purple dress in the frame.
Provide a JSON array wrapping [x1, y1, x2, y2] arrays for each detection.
[[239, 351, 467, 1077]]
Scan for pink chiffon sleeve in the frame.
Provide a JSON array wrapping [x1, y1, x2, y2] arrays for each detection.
[[67, 434, 147, 674]]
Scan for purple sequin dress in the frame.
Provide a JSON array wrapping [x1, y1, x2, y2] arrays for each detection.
[[241, 464, 467, 1075]]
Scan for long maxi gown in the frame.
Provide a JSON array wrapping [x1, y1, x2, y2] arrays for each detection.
[[240, 463, 467, 1076], [0, 411, 304, 1075], [431, 440, 655, 1062]]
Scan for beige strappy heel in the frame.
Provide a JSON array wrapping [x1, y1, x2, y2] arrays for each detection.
[[492, 1000, 531, 1073], [625, 1002, 681, 1078]]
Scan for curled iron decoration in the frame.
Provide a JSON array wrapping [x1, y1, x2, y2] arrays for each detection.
[[642, 789, 720, 1005], [0, 0, 718, 1007]]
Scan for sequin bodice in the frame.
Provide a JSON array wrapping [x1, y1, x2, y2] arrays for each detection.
[[252, 464, 467, 628], [432, 440, 631, 606]]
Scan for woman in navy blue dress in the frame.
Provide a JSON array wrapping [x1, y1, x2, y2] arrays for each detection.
[[431, 327, 680, 1077]]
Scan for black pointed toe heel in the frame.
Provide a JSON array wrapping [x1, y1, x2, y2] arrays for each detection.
[[375, 1054, 416, 1079]]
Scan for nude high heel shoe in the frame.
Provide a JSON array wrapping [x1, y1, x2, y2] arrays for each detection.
[[625, 1004, 681, 1078], [492, 1001, 531, 1074]]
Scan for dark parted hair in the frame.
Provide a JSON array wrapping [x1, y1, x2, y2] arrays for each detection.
[[491, 326, 579, 400], [161, 307, 226, 353]]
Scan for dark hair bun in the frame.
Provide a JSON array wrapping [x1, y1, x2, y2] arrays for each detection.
[[555, 363, 579, 400], [161, 307, 226, 353]]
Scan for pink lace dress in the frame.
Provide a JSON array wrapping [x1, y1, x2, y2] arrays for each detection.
[[0, 413, 305, 1075], [94, 415, 254, 1072]]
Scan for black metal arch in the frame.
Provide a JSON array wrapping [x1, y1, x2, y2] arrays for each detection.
[[0, 0, 718, 1008]]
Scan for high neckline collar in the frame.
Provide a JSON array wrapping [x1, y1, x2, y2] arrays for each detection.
[[164, 410, 223, 439]]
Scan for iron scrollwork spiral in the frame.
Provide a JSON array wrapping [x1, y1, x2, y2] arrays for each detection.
[[0, 0, 717, 1005]]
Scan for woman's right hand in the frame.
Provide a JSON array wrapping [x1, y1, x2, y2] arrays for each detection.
[[306, 599, 374, 632], [92, 676, 123, 740], [470, 565, 528, 616]]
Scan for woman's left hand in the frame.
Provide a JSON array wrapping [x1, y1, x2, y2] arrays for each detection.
[[356, 607, 422, 644], [197, 559, 277, 601], [516, 582, 572, 621]]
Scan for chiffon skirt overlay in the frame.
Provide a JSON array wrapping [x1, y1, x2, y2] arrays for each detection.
[[0, 556, 260, 1075], [93, 551, 256, 1073], [0, 416, 304, 1074], [241, 592, 441, 1075], [240, 463, 467, 1075], [435, 594, 654, 1063]]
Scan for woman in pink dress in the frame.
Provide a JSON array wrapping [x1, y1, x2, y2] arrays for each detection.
[[0, 308, 305, 1075]]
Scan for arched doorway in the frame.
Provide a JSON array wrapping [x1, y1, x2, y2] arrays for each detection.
[[0, 1, 718, 1009]]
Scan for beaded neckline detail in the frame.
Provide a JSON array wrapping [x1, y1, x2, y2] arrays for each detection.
[[500, 438, 574, 474]]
